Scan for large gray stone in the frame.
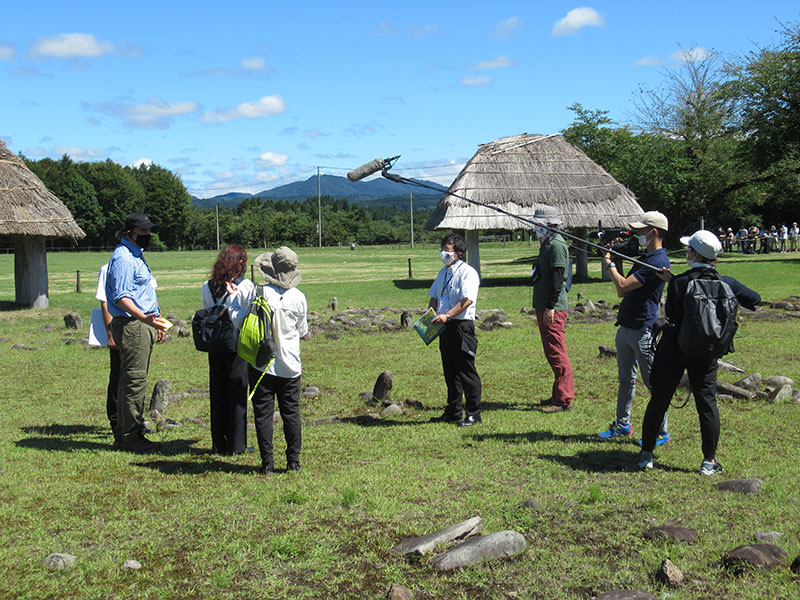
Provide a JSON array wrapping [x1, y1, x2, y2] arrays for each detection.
[[655, 558, 683, 587], [722, 543, 788, 572], [429, 530, 526, 570], [391, 516, 483, 557], [643, 525, 698, 543], [753, 531, 782, 543], [716, 381, 755, 399], [718, 360, 746, 373], [596, 593, 657, 600], [763, 375, 794, 387], [122, 559, 142, 570], [149, 379, 172, 413], [386, 583, 414, 599], [381, 403, 403, 417], [63, 312, 82, 329], [716, 478, 763, 494], [43, 553, 76, 569], [768, 384, 793, 403], [733, 373, 762, 391], [373, 370, 393, 402]]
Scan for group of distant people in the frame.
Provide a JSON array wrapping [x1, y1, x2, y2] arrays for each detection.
[[426, 207, 760, 475], [719, 223, 799, 254], [96, 207, 762, 476]]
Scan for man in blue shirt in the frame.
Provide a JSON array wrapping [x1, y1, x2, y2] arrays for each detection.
[[597, 211, 670, 444], [106, 213, 169, 452]]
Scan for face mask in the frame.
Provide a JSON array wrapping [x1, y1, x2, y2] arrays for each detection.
[[534, 225, 549, 240], [134, 233, 151, 249], [637, 234, 648, 247], [441, 250, 456, 266]]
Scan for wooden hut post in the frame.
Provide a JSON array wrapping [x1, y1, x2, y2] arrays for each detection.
[[465, 230, 481, 278], [14, 236, 49, 308], [573, 226, 589, 282]]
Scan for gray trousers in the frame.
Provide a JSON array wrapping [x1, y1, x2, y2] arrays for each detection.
[[616, 325, 667, 434], [111, 317, 156, 443]]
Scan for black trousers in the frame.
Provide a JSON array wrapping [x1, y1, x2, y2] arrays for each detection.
[[438, 319, 482, 419], [106, 347, 120, 435], [641, 331, 720, 459], [248, 368, 301, 469], [208, 352, 249, 455]]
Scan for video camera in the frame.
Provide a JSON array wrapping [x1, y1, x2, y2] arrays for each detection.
[[587, 225, 639, 258]]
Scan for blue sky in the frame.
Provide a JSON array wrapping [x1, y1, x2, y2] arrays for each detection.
[[2, 2, 798, 198]]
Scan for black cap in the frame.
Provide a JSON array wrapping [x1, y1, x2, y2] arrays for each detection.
[[123, 213, 158, 232]]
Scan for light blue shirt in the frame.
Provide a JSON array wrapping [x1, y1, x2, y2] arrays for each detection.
[[106, 238, 160, 318]]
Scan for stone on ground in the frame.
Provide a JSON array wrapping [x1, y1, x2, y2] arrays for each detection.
[[391, 516, 483, 557], [429, 530, 526, 570]]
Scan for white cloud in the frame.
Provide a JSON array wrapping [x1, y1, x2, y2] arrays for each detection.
[[30, 33, 117, 58], [460, 76, 491, 87], [126, 99, 199, 129], [200, 95, 286, 123], [132, 158, 153, 168], [374, 20, 440, 38], [552, 7, 605, 36], [241, 56, 267, 70], [470, 56, 514, 70], [255, 172, 281, 183], [633, 55, 662, 67], [490, 17, 520, 39], [83, 97, 199, 129], [52, 145, 106, 160], [0, 43, 14, 61], [672, 47, 709, 64], [258, 152, 288, 166]]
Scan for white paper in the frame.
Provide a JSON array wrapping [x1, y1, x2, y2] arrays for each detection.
[[88, 308, 108, 347]]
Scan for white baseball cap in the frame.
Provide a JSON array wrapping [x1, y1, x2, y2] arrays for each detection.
[[680, 230, 722, 260]]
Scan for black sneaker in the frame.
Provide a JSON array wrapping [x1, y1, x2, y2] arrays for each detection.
[[287, 462, 301, 471], [459, 415, 482, 427]]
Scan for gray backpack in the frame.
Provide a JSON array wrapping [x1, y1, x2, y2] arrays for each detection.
[[677, 270, 739, 359]]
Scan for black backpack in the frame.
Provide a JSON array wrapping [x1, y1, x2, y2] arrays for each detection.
[[676, 269, 739, 359], [192, 291, 238, 354]]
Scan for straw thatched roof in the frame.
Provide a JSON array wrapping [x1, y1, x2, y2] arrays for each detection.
[[426, 133, 643, 231], [0, 140, 85, 239]]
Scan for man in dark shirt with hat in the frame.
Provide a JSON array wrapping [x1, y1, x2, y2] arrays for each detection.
[[106, 213, 169, 452]]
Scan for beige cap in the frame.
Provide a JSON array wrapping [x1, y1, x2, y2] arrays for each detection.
[[629, 211, 668, 231]]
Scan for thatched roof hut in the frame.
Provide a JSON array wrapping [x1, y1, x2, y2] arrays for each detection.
[[0, 139, 85, 307], [425, 133, 644, 279]]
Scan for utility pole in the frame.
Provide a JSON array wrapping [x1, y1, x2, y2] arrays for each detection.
[[410, 191, 415, 248], [317, 167, 322, 247]]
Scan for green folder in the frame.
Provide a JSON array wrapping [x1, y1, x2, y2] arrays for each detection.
[[413, 307, 445, 345]]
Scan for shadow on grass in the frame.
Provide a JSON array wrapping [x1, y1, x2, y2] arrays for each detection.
[[539, 449, 695, 473], [132, 459, 259, 475], [0, 300, 26, 312], [15, 431, 201, 455], [21, 424, 107, 436]]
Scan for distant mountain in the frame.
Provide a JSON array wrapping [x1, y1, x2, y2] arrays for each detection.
[[191, 174, 444, 210]]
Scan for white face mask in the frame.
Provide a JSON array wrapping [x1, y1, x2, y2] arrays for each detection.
[[637, 234, 648, 247], [441, 250, 456, 266], [534, 225, 549, 240]]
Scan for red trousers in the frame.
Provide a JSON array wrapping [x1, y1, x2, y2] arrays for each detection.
[[535, 309, 574, 406]]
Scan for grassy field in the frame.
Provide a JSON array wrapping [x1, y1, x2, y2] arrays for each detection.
[[0, 243, 799, 599]]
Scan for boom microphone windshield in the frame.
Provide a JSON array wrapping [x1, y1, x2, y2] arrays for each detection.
[[347, 158, 386, 182]]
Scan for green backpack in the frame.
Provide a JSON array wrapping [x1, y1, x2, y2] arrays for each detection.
[[237, 286, 276, 396]]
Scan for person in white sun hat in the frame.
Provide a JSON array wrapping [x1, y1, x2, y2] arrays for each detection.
[[636, 230, 761, 475]]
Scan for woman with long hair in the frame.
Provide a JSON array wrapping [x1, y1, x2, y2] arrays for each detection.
[[201, 244, 254, 455]]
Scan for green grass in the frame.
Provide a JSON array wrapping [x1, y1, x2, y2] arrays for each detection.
[[0, 243, 799, 599]]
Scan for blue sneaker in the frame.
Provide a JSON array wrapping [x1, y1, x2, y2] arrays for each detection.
[[635, 433, 670, 447], [597, 421, 632, 439]]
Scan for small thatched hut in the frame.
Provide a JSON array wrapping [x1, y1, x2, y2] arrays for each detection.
[[0, 140, 85, 308], [426, 133, 644, 279]]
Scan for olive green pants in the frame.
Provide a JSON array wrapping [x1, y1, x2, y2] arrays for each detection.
[[111, 317, 156, 444]]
